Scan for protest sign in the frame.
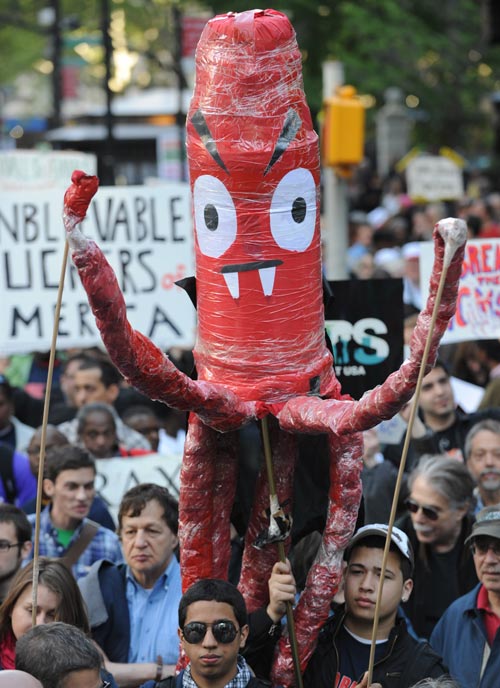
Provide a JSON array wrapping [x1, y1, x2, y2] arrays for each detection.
[[325, 278, 404, 399], [0, 150, 97, 190], [0, 183, 195, 355], [420, 237, 500, 344], [95, 452, 182, 521], [406, 155, 464, 201]]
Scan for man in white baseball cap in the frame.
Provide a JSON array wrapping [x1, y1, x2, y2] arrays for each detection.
[[303, 524, 446, 688]]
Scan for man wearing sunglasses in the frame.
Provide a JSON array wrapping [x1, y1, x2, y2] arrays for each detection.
[[431, 507, 500, 688], [153, 578, 269, 688], [397, 454, 478, 639]]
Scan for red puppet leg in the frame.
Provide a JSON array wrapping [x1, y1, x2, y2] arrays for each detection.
[[238, 420, 298, 613], [271, 432, 363, 686], [212, 427, 240, 580], [179, 414, 239, 591]]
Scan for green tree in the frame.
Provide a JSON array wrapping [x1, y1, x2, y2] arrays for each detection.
[[2, 0, 500, 156], [201, 0, 500, 156]]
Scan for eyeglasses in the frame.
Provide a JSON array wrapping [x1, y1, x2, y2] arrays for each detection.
[[471, 538, 500, 557], [0, 541, 22, 552], [182, 620, 239, 644], [405, 498, 440, 522]]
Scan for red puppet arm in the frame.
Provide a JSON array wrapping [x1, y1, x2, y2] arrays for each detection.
[[63, 174, 258, 432], [272, 218, 467, 436]]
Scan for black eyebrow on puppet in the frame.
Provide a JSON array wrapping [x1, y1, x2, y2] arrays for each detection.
[[190, 109, 229, 173], [264, 108, 302, 176]]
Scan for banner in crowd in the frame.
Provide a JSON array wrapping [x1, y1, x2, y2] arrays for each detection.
[[420, 238, 500, 344], [406, 155, 464, 202], [95, 452, 182, 521], [0, 183, 196, 355], [325, 278, 404, 399], [0, 150, 97, 190]]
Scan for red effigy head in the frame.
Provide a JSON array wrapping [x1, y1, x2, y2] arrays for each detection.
[[186, 9, 336, 403]]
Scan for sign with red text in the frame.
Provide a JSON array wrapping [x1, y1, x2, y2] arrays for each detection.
[[0, 183, 195, 355], [420, 238, 500, 344]]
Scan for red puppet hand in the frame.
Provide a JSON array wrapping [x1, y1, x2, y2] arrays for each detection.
[[64, 170, 99, 219]]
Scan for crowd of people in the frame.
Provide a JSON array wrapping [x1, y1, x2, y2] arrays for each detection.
[[1, 168, 500, 686], [0, 337, 499, 688]]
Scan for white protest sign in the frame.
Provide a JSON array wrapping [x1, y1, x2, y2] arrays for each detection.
[[0, 183, 196, 355], [95, 453, 182, 522], [0, 150, 97, 190], [420, 238, 500, 344], [406, 155, 464, 201]]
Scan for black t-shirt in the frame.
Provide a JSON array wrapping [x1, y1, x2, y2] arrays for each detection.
[[337, 625, 389, 688], [419, 541, 460, 638]]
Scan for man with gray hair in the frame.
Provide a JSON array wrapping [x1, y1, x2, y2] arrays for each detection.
[[464, 419, 500, 513], [15, 622, 115, 688], [431, 506, 500, 688], [396, 454, 478, 638]]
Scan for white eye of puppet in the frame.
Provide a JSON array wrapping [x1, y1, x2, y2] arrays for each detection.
[[193, 175, 237, 258], [269, 168, 317, 252]]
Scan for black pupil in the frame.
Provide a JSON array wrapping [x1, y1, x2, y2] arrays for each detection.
[[204, 204, 219, 231], [291, 197, 307, 223]]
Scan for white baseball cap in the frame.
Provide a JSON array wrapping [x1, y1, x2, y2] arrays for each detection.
[[345, 524, 414, 573]]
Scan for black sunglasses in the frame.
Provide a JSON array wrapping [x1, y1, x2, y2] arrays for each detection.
[[405, 498, 440, 522], [182, 620, 239, 644], [471, 538, 500, 557]]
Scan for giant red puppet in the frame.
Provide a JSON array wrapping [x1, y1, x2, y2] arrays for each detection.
[[63, 8, 466, 686]]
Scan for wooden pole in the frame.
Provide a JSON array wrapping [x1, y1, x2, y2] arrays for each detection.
[[31, 240, 69, 625], [366, 260, 450, 685], [261, 416, 303, 688]]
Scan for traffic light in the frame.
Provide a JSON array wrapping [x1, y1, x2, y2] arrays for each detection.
[[322, 85, 365, 173]]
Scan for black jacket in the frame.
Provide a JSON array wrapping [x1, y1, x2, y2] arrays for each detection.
[[303, 605, 446, 688], [385, 408, 500, 473]]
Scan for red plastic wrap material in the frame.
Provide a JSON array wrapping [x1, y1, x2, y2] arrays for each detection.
[[271, 433, 364, 684], [187, 9, 339, 404], [273, 221, 466, 435], [63, 170, 99, 219], [63, 9, 467, 687], [71, 241, 257, 431], [238, 419, 298, 612]]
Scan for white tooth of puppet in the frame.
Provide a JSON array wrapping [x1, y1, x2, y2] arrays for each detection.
[[223, 272, 240, 299], [258, 266, 276, 296]]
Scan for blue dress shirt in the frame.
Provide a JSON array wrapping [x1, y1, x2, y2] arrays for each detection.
[[126, 555, 182, 665]]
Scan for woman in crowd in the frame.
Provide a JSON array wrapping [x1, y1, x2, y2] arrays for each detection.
[[0, 558, 116, 686], [397, 454, 478, 638]]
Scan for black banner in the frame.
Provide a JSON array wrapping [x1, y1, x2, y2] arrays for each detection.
[[325, 278, 404, 400]]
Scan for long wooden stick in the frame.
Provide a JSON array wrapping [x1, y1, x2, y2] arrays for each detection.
[[31, 240, 69, 625], [366, 260, 451, 685], [261, 416, 303, 688]]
